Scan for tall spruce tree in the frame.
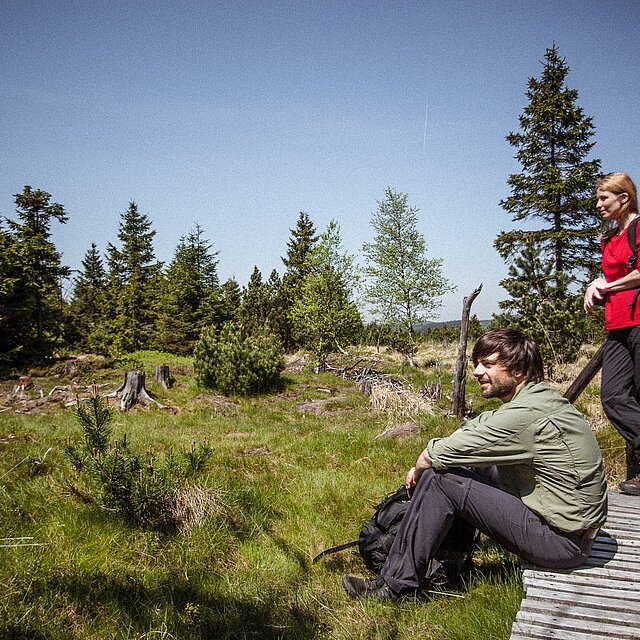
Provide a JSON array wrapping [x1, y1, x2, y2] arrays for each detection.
[[239, 266, 272, 335], [104, 201, 162, 355], [157, 224, 220, 354], [68, 243, 108, 353], [1, 186, 70, 362], [495, 45, 601, 281], [362, 187, 453, 365], [281, 212, 318, 350], [290, 220, 362, 370]]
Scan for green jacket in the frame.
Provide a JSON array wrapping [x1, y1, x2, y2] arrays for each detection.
[[427, 381, 607, 532]]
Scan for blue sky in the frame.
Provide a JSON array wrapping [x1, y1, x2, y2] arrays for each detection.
[[2, 0, 640, 321]]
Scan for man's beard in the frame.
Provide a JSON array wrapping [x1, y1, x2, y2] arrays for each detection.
[[481, 378, 517, 400]]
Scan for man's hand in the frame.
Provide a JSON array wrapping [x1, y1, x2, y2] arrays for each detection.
[[405, 448, 434, 496], [405, 467, 419, 496]]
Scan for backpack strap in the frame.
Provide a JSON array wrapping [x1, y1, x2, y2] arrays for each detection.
[[626, 217, 640, 319], [312, 540, 358, 563], [625, 216, 640, 269]]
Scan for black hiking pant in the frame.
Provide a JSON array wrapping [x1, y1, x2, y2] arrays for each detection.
[[380, 467, 595, 594], [601, 327, 640, 478]]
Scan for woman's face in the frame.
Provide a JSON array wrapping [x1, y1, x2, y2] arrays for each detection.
[[596, 187, 628, 223]]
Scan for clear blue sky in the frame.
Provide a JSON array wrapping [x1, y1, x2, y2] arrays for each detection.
[[2, 0, 640, 321]]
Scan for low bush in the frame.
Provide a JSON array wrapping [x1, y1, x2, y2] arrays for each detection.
[[193, 324, 285, 395]]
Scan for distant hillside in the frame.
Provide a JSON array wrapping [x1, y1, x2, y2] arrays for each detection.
[[416, 319, 491, 331]]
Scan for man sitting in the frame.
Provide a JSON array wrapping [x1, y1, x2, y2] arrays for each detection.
[[343, 328, 607, 601]]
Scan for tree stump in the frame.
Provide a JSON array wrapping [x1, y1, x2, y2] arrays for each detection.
[[155, 364, 172, 390], [108, 371, 166, 411], [451, 284, 483, 418]]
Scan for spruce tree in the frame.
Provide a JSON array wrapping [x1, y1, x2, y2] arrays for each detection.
[[2, 186, 70, 362], [239, 266, 271, 335], [68, 243, 108, 353], [495, 45, 602, 281], [157, 224, 220, 354], [290, 220, 362, 370], [493, 243, 584, 364], [104, 201, 162, 355], [281, 212, 318, 350]]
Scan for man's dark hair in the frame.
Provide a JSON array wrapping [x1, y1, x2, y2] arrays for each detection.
[[472, 328, 544, 383]]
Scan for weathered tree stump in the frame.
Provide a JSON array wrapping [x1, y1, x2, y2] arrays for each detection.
[[108, 371, 166, 411], [155, 364, 172, 390], [451, 284, 483, 418]]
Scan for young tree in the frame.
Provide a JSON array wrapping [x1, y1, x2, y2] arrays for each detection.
[[104, 201, 162, 355], [495, 45, 602, 282], [1, 186, 70, 362], [291, 220, 362, 370], [68, 243, 108, 353], [156, 224, 220, 354], [362, 187, 453, 365], [493, 243, 584, 365]]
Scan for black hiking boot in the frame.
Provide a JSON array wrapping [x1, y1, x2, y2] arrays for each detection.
[[341, 575, 402, 601], [619, 474, 640, 496]]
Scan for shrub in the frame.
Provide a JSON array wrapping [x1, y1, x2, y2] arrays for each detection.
[[193, 324, 285, 395]]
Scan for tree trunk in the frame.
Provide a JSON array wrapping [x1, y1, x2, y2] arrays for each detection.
[[155, 364, 172, 390], [108, 371, 166, 411], [451, 284, 483, 418], [563, 343, 604, 403]]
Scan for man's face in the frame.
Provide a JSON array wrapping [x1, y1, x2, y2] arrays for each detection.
[[473, 352, 522, 403]]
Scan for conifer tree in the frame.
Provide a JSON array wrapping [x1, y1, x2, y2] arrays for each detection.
[[68, 243, 108, 352], [281, 212, 318, 350], [239, 266, 271, 335], [104, 201, 162, 355], [495, 45, 601, 281], [362, 187, 452, 365], [1, 186, 70, 362], [493, 243, 584, 364], [291, 220, 362, 370], [156, 224, 220, 354]]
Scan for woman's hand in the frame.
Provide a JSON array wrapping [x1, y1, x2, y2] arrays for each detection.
[[584, 278, 607, 312]]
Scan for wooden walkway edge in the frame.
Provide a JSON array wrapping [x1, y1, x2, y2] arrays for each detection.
[[510, 490, 640, 640]]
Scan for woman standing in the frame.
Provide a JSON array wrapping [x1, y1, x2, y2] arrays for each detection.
[[585, 172, 640, 494]]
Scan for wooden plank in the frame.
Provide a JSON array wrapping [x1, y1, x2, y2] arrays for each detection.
[[510, 621, 632, 640], [524, 585, 640, 611], [521, 599, 640, 625], [513, 610, 638, 639], [509, 491, 640, 640], [523, 571, 640, 594]]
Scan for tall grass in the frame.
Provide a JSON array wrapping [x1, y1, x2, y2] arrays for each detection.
[[0, 345, 622, 639]]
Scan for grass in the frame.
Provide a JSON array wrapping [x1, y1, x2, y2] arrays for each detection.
[[0, 342, 624, 639]]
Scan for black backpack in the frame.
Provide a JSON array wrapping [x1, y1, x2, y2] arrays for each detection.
[[314, 485, 478, 581]]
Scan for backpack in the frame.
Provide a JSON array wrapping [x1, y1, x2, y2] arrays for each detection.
[[313, 485, 479, 581], [603, 216, 640, 317]]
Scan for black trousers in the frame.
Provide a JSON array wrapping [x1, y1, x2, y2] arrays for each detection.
[[601, 327, 640, 467], [380, 468, 594, 594]]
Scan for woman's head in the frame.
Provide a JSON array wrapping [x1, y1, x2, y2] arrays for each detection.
[[596, 172, 638, 217]]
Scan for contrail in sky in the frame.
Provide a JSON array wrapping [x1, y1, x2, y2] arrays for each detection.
[[423, 100, 428, 151]]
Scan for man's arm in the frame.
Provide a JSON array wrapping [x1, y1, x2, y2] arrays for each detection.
[[405, 428, 463, 495]]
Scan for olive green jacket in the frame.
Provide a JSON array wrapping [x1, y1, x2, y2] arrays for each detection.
[[427, 381, 607, 532]]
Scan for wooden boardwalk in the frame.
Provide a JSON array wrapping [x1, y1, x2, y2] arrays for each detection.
[[510, 490, 640, 640]]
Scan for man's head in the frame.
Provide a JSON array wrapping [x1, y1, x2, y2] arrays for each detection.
[[471, 329, 544, 402]]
